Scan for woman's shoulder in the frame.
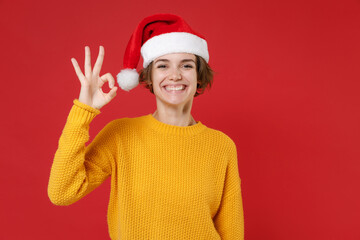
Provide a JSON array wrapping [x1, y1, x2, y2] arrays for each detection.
[[104, 115, 148, 130], [202, 125, 237, 148], [93, 115, 147, 141]]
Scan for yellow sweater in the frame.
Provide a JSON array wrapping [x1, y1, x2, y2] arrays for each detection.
[[48, 99, 244, 239]]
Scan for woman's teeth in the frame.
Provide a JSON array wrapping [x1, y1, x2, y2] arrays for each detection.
[[164, 85, 185, 91]]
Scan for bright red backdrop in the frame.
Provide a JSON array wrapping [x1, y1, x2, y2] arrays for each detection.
[[1, 0, 359, 239]]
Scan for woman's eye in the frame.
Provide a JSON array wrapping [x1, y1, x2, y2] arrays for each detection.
[[157, 65, 167, 68], [183, 64, 194, 69]]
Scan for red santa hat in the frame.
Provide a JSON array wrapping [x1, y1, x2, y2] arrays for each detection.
[[116, 13, 209, 91]]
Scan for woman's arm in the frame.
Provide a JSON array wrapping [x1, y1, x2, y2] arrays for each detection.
[[213, 141, 245, 240], [47, 46, 118, 205], [47, 99, 113, 205]]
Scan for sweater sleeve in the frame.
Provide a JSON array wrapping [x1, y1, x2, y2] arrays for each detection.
[[213, 140, 245, 240], [47, 99, 114, 206]]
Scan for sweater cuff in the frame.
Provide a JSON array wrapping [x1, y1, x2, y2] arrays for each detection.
[[67, 99, 101, 124]]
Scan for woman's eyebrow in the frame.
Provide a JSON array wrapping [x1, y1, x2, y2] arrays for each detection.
[[181, 59, 196, 63], [154, 59, 196, 64], [154, 59, 169, 64]]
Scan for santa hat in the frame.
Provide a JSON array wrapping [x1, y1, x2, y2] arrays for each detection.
[[116, 13, 209, 91]]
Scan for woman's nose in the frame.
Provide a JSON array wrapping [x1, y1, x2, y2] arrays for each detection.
[[169, 68, 182, 81]]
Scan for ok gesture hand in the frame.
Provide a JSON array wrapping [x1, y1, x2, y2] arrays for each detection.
[[71, 46, 118, 110]]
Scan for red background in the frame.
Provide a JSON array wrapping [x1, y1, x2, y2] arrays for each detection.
[[1, 0, 359, 239]]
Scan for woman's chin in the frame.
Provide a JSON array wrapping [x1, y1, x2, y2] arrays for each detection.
[[156, 95, 194, 108]]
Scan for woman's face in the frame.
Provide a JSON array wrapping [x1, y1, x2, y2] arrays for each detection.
[[151, 53, 197, 108]]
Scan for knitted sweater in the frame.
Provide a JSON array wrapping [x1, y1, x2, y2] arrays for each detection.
[[48, 99, 244, 239]]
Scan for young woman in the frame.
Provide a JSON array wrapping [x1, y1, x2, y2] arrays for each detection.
[[48, 13, 244, 239]]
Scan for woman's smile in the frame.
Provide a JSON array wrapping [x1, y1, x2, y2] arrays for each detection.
[[162, 84, 188, 93]]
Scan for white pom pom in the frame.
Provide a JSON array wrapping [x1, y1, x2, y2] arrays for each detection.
[[116, 68, 139, 91]]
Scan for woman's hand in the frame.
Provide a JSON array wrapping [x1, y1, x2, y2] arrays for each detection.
[[71, 46, 118, 110]]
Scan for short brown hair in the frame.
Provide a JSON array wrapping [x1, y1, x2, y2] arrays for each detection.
[[139, 55, 214, 97]]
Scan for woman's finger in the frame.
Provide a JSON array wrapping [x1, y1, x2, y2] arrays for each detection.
[[99, 73, 116, 88], [105, 86, 118, 102], [93, 46, 104, 77], [71, 58, 85, 84], [84, 46, 92, 79]]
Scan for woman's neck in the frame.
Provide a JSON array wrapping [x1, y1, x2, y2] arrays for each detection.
[[152, 100, 196, 127]]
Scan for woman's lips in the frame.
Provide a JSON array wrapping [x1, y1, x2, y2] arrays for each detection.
[[162, 84, 187, 92]]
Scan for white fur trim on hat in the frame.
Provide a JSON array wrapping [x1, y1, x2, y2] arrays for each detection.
[[116, 68, 139, 91], [140, 32, 209, 68]]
